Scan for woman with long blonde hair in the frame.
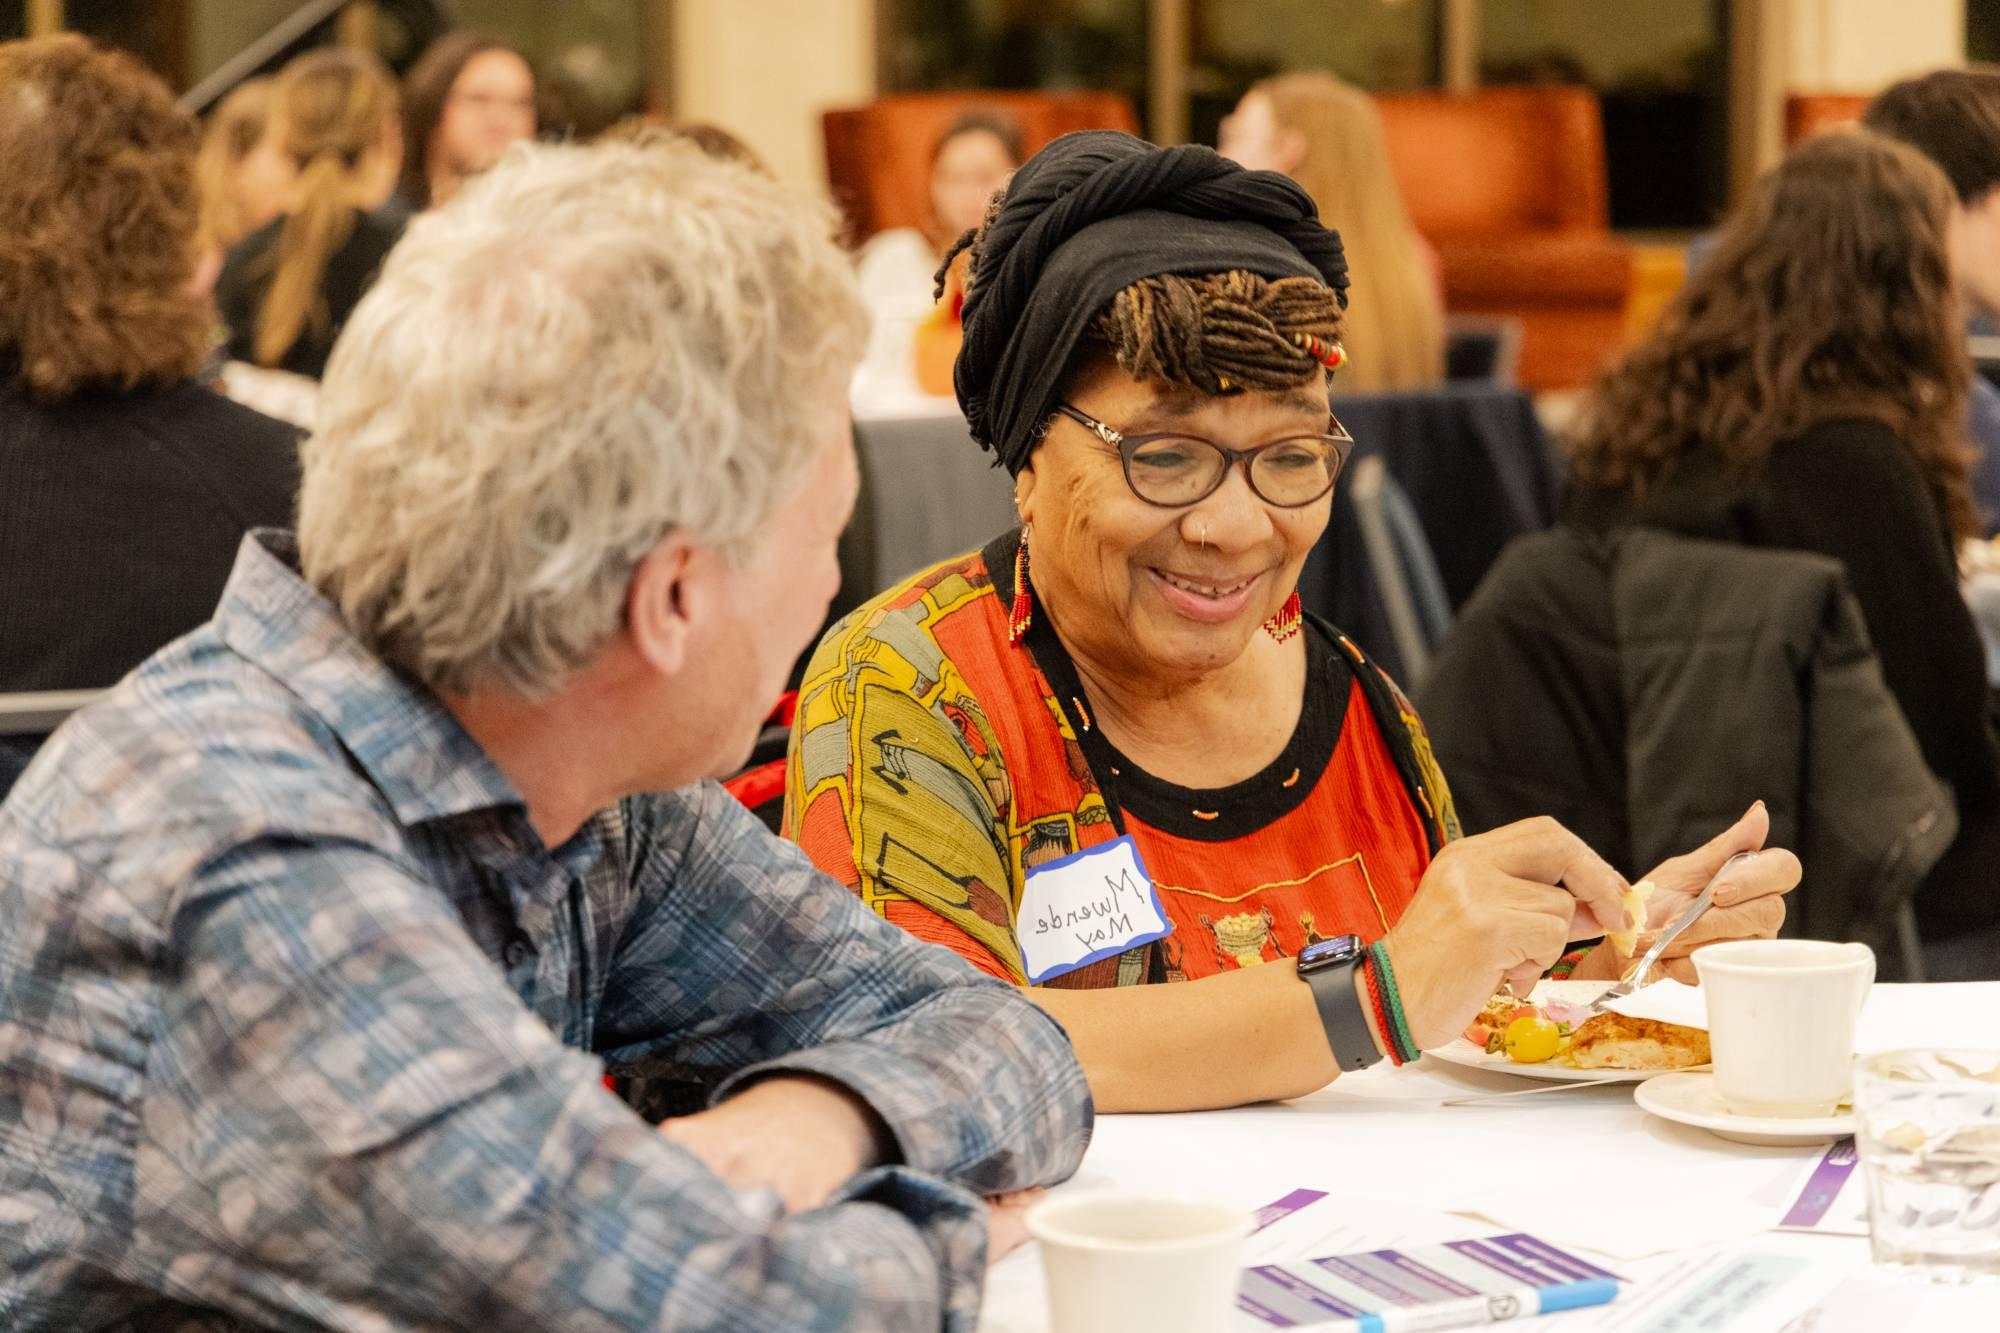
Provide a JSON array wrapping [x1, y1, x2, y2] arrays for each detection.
[[215, 48, 402, 379], [193, 79, 294, 260], [1219, 71, 1444, 393]]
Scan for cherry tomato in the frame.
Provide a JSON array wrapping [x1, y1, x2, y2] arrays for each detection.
[[1503, 1014, 1563, 1064]]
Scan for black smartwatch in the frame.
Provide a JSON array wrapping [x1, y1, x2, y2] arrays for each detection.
[[1296, 934, 1384, 1071]]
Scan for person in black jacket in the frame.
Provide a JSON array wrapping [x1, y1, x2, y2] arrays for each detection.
[[1566, 129, 2000, 966], [1422, 527, 1958, 967], [0, 36, 300, 792]]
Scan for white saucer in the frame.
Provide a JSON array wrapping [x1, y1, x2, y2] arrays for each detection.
[[1634, 1072, 1853, 1147]]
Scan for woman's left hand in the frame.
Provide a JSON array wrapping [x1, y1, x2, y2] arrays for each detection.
[[1570, 802, 1799, 984]]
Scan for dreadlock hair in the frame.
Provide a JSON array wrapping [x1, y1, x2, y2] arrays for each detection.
[[1094, 270, 1344, 394], [940, 191, 1347, 401]]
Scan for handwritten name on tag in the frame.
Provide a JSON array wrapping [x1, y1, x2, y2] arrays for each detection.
[[1017, 835, 1173, 985]]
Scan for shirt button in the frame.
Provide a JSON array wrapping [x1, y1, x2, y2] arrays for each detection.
[[503, 937, 533, 969]]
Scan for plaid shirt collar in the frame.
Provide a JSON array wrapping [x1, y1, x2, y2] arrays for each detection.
[[213, 529, 524, 828]]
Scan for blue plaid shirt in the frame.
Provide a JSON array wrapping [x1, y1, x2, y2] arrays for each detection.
[[0, 532, 1092, 1332]]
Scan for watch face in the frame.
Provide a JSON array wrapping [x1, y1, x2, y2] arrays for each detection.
[[1298, 934, 1364, 969]]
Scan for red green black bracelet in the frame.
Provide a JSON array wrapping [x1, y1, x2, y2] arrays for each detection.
[[1359, 952, 1406, 1067], [1546, 945, 1594, 980], [1366, 940, 1421, 1063]]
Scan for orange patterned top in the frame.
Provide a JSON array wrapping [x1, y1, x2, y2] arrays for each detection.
[[785, 530, 1459, 987]]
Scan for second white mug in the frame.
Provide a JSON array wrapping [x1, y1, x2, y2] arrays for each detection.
[[1693, 938, 1875, 1119]]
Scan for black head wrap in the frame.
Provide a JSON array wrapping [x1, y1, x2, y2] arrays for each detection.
[[954, 130, 1349, 475]]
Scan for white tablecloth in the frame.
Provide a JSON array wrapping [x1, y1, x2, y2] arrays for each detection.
[[980, 982, 2000, 1331]]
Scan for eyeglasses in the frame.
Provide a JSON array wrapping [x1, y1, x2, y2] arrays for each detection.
[[1053, 402, 1355, 509]]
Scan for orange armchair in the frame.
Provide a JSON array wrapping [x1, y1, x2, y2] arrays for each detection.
[[823, 90, 1138, 243], [1375, 87, 1635, 391], [1785, 92, 1871, 145]]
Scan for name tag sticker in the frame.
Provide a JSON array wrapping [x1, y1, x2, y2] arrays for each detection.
[[1017, 835, 1173, 985]]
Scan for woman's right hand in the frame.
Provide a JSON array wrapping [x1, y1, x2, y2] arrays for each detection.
[[1379, 818, 1633, 1052]]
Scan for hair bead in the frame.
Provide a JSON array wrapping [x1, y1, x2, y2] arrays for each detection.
[[1290, 331, 1349, 373]]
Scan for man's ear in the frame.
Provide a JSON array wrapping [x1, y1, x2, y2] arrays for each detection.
[[626, 533, 701, 678]]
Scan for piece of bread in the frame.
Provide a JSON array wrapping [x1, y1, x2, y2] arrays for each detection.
[[1566, 1012, 1710, 1070], [1604, 878, 1656, 956]]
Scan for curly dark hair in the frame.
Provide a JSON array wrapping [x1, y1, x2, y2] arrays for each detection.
[[0, 35, 210, 400], [1569, 129, 1977, 541], [942, 192, 1345, 400]]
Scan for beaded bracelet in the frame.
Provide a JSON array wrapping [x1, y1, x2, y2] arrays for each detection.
[[1366, 940, 1422, 1063], [1359, 953, 1406, 1067], [1546, 945, 1595, 980]]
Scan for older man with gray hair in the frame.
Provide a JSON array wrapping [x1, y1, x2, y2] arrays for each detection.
[[0, 140, 1089, 1331]]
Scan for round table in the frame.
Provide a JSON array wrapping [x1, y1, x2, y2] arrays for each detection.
[[979, 982, 2000, 1331]]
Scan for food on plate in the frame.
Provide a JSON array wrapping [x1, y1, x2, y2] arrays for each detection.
[[1459, 990, 1709, 1070], [1501, 1013, 1563, 1064], [1604, 877, 1656, 956], [1463, 993, 1589, 1064], [1566, 1012, 1711, 1070]]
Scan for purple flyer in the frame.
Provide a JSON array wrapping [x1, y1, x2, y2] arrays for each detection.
[[1250, 1188, 1329, 1234], [1777, 1138, 1862, 1232]]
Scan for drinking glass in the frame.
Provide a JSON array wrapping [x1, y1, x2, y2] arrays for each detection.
[[1853, 1048, 2000, 1283]]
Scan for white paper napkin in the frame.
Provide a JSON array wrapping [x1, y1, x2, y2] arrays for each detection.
[[1602, 979, 1709, 1030]]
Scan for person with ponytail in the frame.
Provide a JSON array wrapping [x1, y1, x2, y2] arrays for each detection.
[[784, 130, 1799, 1113], [215, 48, 403, 380], [193, 78, 292, 262]]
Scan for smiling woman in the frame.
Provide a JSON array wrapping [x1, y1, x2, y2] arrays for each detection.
[[784, 130, 1801, 1114]]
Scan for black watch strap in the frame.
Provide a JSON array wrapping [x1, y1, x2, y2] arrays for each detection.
[[1300, 955, 1384, 1072]]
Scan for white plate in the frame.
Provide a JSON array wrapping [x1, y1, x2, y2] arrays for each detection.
[[1635, 1071, 1853, 1147], [1420, 979, 1702, 1085]]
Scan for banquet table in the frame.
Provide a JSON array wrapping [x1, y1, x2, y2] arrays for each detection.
[[978, 982, 2000, 1332]]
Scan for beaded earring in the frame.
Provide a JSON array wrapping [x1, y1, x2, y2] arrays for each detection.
[[1263, 590, 1303, 643], [1009, 524, 1034, 644]]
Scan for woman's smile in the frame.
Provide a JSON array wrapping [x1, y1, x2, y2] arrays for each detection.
[[1144, 563, 1270, 622]]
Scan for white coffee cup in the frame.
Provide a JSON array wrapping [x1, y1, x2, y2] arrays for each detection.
[[1693, 939, 1875, 1118], [1027, 1193, 1251, 1333]]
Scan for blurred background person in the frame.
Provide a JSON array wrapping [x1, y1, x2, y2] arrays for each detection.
[[1565, 129, 2000, 973], [852, 108, 1022, 405], [1218, 71, 1445, 394], [0, 35, 300, 796], [597, 114, 769, 173], [398, 31, 537, 213], [192, 78, 293, 266], [214, 48, 403, 382], [1863, 68, 2000, 533]]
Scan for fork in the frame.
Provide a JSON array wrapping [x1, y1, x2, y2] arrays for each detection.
[[1587, 851, 1756, 1015]]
